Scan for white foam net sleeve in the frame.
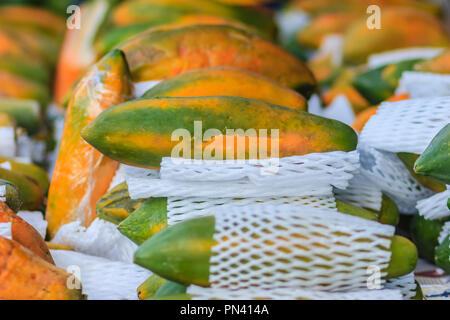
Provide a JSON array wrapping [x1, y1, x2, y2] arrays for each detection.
[[126, 151, 359, 199], [0, 127, 16, 158], [167, 194, 337, 226], [209, 205, 395, 292], [133, 80, 161, 98], [438, 221, 450, 244], [417, 190, 450, 220], [396, 72, 450, 98], [51, 218, 137, 263], [334, 174, 383, 211], [51, 250, 151, 300], [385, 273, 417, 300], [368, 47, 444, 69], [17, 211, 47, 239], [359, 96, 450, 154], [108, 164, 127, 191], [187, 286, 403, 300], [358, 145, 433, 214], [0, 222, 11, 239]]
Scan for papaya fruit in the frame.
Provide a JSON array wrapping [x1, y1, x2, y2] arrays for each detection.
[[0, 236, 83, 300], [0, 55, 50, 85], [0, 157, 50, 193], [46, 49, 133, 238], [352, 107, 378, 132], [151, 280, 187, 299], [343, 7, 448, 64], [118, 198, 168, 244], [142, 66, 307, 111], [0, 201, 53, 264], [410, 214, 449, 262], [0, 179, 21, 212], [335, 200, 379, 222], [111, 0, 276, 39], [137, 274, 167, 300], [398, 152, 446, 193], [435, 234, 450, 274], [53, 0, 110, 106], [353, 59, 421, 105], [119, 25, 317, 98], [45, 242, 74, 251], [414, 49, 450, 74], [0, 168, 43, 211], [0, 98, 40, 135], [297, 12, 359, 49], [81, 96, 357, 168], [414, 124, 450, 185], [134, 215, 416, 286], [96, 181, 148, 225]]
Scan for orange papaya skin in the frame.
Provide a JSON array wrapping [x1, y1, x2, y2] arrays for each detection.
[[0, 201, 53, 264], [143, 66, 307, 111], [46, 49, 133, 238], [0, 236, 83, 300], [343, 7, 449, 64], [414, 50, 450, 74], [120, 25, 317, 98]]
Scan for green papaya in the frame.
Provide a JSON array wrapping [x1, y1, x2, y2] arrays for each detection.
[[0, 168, 43, 210], [151, 280, 187, 300], [0, 179, 22, 212], [119, 25, 316, 98], [96, 181, 148, 225], [137, 274, 167, 300], [0, 157, 49, 193], [410, 215, 448, 262], [376, 194, 400, 226], [435, 234, 450, 274], [118, 198, 168, 244], [414, 124, 450, 185], [398, 152, 446, 193], [81, 96, 357, 168], [0, 98, 40, 135], [335, 200, 379, 221], [134, 216, 417, 286], [353, 59, 421, 105], [0, 56, 49, 85]]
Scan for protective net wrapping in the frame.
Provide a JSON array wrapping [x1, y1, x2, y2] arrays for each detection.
[[385, 273, 418, 300], [51, 250, 151, 300], [0, 127, 15, 158], [51, 218, 137, 263], [360, 97, 450, 155], [0, 222, 11, 239], [358, 145, 433, 214], [186, 285, 403, 300], [125, 151, 359, 199], [397, 72, 450, 98], [368, 48, 444, 69], [334, 174, 383, 211], [417, 189, 450, 220], [208, 205, 395, 292]]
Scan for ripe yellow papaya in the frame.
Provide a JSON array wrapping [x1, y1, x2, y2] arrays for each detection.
[[142, 66, 307, 111], [46, 49, 133, 238], [119, 25, 317, 98]]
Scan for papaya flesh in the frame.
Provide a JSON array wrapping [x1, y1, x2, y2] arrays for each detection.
[[135, 215, 416, 286], [398, 152, 446, 193], [343, 7, 448, 64], [142, 66, 307, 111], [119, 25, 317, 98], [0, 236, 83, 300], [0, 201, 53, 264], [414, 124, 450, 185], [46, 49, 133, 238], [81, 96, 358, 168]]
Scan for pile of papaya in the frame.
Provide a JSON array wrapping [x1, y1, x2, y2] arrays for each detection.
[[0, 0, 449, 300]]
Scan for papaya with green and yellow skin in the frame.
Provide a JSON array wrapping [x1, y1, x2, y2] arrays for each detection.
[[151, 280, 187, 300], [335, 200, 379, 222], [414, 124, 450, 185], [82, 96, 357, 169], [0, 157, 50, 193], [0, 55, 49, 85], [398, 152, 446, 193], [0, 168, 43, 211], [137, 274, 167, 300], [119, 25, 317, 98], [414, 50, 450, 74], [134, 216, 417, 286], [343, 7, 448, 64], [142, 66, 307, 111], [46, 49, 134, 238], [376, 194, 400, 226], [96, 181, 149, 225], [0, 98, 41, 135], [111, 0, 276, 39]]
